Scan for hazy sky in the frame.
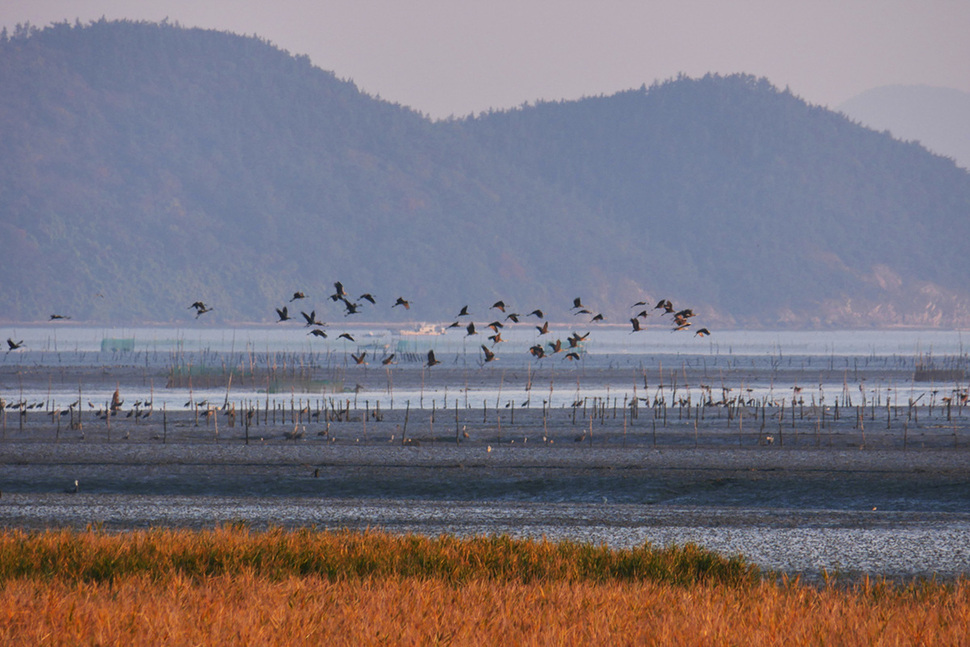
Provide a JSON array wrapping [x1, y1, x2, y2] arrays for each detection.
[[4, 0, 969, 119]]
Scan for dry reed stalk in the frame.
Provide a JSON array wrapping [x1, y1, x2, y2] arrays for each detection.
[[2, 571, 969, 646]]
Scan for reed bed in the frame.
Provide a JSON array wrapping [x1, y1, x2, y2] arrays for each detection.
[[0, 526, 757, 586], [2, 528, 969, 645]]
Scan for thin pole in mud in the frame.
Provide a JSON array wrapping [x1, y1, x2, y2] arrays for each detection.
[[455, 399, 460, 444], [429, 400, 434, 446], [244, 404, 249, 445], [622, 401, 627, 447], [543, 401, 548, 439], [402, 400, 410, 446], [588, 411, 593, 447], [363, 400, 368, 444], [162, 404, 167, 444], [777, 401, 784, 447], [482, 399, 487, 424], [652, 419, 656, 446], [737, 404, 743, 447], [694, 419, 699, 449]]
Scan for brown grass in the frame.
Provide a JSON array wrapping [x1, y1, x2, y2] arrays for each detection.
[[1, 527, 968, 646]]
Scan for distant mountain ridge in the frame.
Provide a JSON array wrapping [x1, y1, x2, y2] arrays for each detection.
[[1, 20, 969, 328]]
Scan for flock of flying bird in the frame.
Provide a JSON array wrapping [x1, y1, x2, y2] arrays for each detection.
[[8, 283, 709, 364], [185, 281, 710, 368]]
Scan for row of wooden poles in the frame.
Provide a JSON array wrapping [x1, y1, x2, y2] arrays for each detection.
[[5, 386, 967, 450]]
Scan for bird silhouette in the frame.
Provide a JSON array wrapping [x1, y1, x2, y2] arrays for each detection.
[[465, 322, 477, 336], [528, 309, 544, 319], [505, 313, 520, 323], [631, 301, 647, 307], [548, 339, 563, 353], [308, 329, 328, 338], [447, 321, 462, 329], [393, 297, 411, 310], [351, 352, 367, 365], [330, 282, 347, 302], [486, 321, 503, 332], [491, 301, 507, 313], [571, 297, 585, 310], [359, 293, 376, 305], [536, 321, 550, 335], [426, 349, 441, 367], [630, 317, 643, 333], [275, 306, 291, 322], [457, 305, 471, 317], [341, 298, 360, 316], [590, 313, 604, 323], [6, 339, 24, 351], [64, 479, 79, 494], [694, 328, 711, 337], [481, 345, 497, 363], [488, 332, 504, 345], [564, 352, 581, 361], [529, 344, 546, 359], [382, 354, 396, 365], [655, 299, 673, 313], [290, 291, 306, 302], [301, 310, 324, 327], [49, 314, 71, 320], [188, 301, 213, 318], [337, 333, 355, 342]]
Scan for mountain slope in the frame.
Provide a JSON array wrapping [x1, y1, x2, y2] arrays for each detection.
[[838, 85, 970, 171], [2, 21, 969, 328]]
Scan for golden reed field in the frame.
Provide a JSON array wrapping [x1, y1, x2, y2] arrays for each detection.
[[1, 526, 968, 646]]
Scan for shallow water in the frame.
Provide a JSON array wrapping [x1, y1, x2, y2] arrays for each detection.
[[3, 439, 969, 580], [4, 493, 969, 580]]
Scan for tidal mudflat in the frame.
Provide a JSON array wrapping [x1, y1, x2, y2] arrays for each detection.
[[2, 327, 970, 581]]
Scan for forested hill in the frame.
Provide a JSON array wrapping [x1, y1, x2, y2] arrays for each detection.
[[2, 20, 969, 328]]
